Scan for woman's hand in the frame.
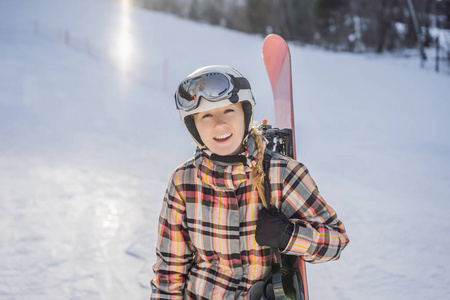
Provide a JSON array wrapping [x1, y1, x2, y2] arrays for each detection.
[[255, 206, 293, 250]]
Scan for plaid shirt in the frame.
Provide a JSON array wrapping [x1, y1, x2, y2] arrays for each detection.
[[151, 137, 349, 299]]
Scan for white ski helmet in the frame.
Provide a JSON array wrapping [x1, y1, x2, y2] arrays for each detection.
[[174, 65, 255, 148]]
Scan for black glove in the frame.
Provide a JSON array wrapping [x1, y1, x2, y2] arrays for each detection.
[[255, 206, 294, 250]]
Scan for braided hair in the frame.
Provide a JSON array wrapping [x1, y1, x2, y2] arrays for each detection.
[[249, 126, 271, 209]]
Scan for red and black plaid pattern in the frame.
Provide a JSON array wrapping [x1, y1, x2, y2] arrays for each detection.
[[151, 138, 349, 299], [268, 151, 349, 261]]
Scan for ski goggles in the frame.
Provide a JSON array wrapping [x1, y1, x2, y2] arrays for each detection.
[[175, 72, 251, 112]]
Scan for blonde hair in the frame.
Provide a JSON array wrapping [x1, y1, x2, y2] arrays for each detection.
[[249, 126, 271, 209]]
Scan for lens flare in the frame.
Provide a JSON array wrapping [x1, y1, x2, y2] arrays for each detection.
[[113, 0, 133, 74]]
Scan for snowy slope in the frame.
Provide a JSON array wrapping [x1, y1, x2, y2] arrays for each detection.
[[1, 0, 449, 299]]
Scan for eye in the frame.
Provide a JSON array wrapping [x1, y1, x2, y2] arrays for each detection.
[[202, 113, 213, 119], [224, 109, 235, 113]]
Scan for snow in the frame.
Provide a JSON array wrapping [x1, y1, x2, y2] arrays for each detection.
[[0, 0, 449, 299]]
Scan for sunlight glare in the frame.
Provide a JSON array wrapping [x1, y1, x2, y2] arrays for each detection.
[[113, 0, 134, 74]]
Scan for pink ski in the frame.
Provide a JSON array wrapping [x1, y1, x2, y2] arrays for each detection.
[[262, 34, 308, 300], [262, 34, 296, 159]]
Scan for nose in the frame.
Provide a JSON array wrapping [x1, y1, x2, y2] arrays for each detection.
[[212, 114, 227, 128]]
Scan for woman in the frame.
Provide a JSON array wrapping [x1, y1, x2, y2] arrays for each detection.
[[151, 65, 349, 299]]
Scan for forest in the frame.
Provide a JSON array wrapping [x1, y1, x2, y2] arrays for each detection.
[[133, 0, 450, 63]]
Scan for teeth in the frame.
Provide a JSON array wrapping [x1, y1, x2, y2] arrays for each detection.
[[215, 133, 232, 140]]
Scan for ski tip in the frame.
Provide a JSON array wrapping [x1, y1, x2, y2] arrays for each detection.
[[263, 34, 287, 45], [264, 33, 282, 39]]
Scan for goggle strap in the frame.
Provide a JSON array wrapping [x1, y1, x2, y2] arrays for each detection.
[[232, 77, 251, 90], [229, 93, 239, 103]]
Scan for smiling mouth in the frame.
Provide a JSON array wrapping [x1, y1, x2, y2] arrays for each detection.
[[213, 133, 232, 142]]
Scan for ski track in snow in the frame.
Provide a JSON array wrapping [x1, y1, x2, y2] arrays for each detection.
[[1, 0, 450, 299]]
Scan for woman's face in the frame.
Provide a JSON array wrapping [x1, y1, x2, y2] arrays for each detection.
[[193, 102, 246, 156]]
